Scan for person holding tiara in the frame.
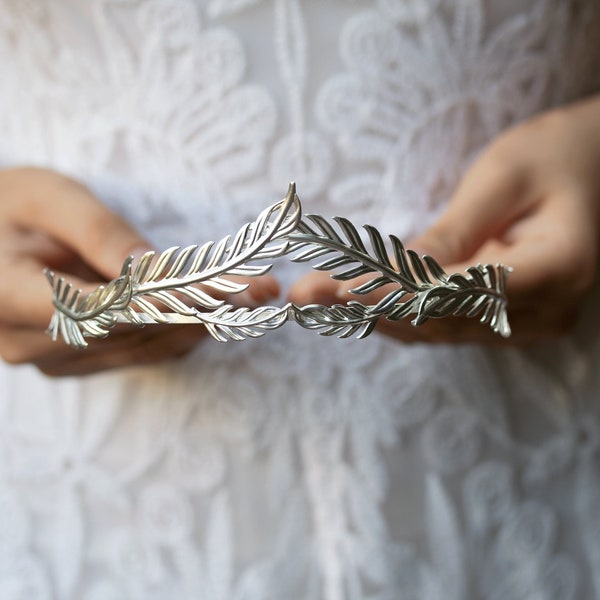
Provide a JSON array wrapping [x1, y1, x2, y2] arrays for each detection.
[[0, 1, 599, 598]]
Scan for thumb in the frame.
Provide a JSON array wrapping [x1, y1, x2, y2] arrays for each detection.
[[408, 160, 530, 266]]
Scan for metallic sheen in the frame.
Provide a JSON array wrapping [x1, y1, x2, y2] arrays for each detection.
[[45, 184, 512, 348]]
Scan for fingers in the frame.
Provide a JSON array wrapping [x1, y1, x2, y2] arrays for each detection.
[[373, 307, 575, 345], [0, 167, 288, 375], [0, 167, 152, 329], [0, 167, 152, 279], [409, 151, 533, 265], [37, 325, 206, 377], [0, 325, 60, 365], [444, 192, 598, 305], [0, 257, 96, 328], [0, 323, 208, 376], [224, 274, 280, 306], [286, 212, 587, 346], [287, 271, 340, 306], [287, 270, 578, 345], [247, 274, 280, 303]]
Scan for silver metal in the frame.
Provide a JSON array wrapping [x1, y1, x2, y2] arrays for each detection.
[[45, 183, 512, 348]]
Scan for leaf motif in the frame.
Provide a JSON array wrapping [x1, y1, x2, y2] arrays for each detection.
[[480, 300, 496, 327], [407, 249, 432, 284], [145, 291, 198, 315], [122, 305, 146, 326], [485, 263, 497, 291], [256, 240, 290, 260], [313, 255, 356, 272], [164, 244, 198, 279], [46, 185, 511, 346], [226, 264, 272, 277], [130, 297, 171, 324], [292, 303, 379, 339], [466, 265, 487, 287], [60, 314, 85, 347], [364, 225, 393, 269], [373, 288, 409, 313], [464, 295, 488, 318], [133, 250, 156, 282], [349, 275, 390, 295], [67, 288, 81, 310], [197, 305, 290, 342], [80, 319, 111, 337], [46, 184, 301, 347], [388, 296, 420, 320], [448, 273, 474, 289], [391, 236, 416, 284], [146, 246, 180, 282], [185, 242, 214, 277], [330, 265, 373, 281], [305, 214, 344, 244], [416, 289, 466, 321], [334, 216, 368, 253], [202, 277, 248, 294], [178, 286, 224, 309], [423, 254, 449, 283], [287, 209, 511, 338], [292, 245, 335, 262], [288, 216, 420, 291], [228, 223, 250, 258]]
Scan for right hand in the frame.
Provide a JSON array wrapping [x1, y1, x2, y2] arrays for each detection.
[[0, 167, 279, 376], [290, 99, 600, 344]]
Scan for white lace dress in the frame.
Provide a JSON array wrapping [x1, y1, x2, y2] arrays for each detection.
[[1, 1, 600, 598]]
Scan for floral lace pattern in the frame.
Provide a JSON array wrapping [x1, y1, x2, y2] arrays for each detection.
[[1, 1, 600, 598]]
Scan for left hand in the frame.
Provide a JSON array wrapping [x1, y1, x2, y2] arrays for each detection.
[[0, 167, 280, 376]]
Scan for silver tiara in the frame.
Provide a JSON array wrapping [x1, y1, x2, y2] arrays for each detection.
[[45, 183, 512, 348]]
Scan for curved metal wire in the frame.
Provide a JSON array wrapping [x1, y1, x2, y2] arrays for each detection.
[[45, 183, 511, 348]]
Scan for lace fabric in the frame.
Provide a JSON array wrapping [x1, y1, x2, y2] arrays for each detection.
[[1, 1, 600, 598]]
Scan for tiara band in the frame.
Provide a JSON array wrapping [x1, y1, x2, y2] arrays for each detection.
[[45, 183, 511, 348]]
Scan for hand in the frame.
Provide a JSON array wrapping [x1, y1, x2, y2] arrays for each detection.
[[0, 167, 279, 375], [288, 96, 600, 344]]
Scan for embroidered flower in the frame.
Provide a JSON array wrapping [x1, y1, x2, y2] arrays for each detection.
[[480, 502, 578, 600], [424, 407, 482, 475], [139, 484, 194, 546], [316, 0, 551, 234], [0, 554, 51, 600], [463, 461, 514, 533]]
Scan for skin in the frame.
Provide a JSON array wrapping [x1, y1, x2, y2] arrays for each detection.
[[289, 96, 600, 344], [0, 167, 279, 376], [2, 96, 600, 374]]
